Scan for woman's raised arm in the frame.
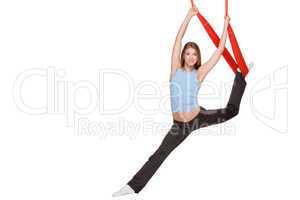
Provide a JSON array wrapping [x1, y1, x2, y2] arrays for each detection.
[[197, 15, 231, 82], [171, 6, 198, 71]]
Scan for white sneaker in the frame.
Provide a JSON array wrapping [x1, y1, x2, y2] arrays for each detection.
[[112, 184, 135, 197]]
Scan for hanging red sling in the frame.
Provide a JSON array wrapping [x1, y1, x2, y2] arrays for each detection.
[[190, 0, 249, 77]]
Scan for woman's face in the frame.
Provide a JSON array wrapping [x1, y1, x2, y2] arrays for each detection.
[[183, 48, 198, 67]]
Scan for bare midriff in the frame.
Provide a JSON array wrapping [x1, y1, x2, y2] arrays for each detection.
[[172, 106, 201, 123]]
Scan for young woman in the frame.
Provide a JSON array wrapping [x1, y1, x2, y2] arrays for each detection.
[[113, 5, 252, 197]]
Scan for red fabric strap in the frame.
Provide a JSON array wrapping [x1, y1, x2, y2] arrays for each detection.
[[190, 0, 248, 76], [227, 24, 249, 76], [196, 12, 238, 74]]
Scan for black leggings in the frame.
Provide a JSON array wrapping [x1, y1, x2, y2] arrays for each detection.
[[127, 72, 247, 193]]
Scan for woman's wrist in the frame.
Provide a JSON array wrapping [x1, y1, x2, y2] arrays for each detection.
[[187, 5, 199, 18], [222, 20, 229, 32], [224, 15, 231, 25]]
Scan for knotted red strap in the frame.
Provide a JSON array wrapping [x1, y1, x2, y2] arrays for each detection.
[[191, 0, 249, 77]]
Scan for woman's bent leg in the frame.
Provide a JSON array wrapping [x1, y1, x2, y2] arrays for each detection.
[[127, 123, 192, 193], [192, 71, 247, 130]]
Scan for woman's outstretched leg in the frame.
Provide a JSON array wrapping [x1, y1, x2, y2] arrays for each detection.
[[126, 123, 192, 193], [113, 122, 192, 196]]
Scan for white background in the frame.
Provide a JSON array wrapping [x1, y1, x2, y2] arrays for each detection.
[[0, 0, 299, 199]]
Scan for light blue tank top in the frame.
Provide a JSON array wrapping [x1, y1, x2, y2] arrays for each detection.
[[169, 68, 201, 112]]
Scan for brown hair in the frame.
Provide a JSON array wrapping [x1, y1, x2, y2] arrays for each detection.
[[180, 42, 202, 70]]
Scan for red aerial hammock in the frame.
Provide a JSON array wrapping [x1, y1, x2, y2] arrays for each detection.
[[190, 0, 249, 77]]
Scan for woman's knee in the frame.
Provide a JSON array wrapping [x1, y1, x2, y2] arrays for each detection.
[[225, 104, 239, 119]]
